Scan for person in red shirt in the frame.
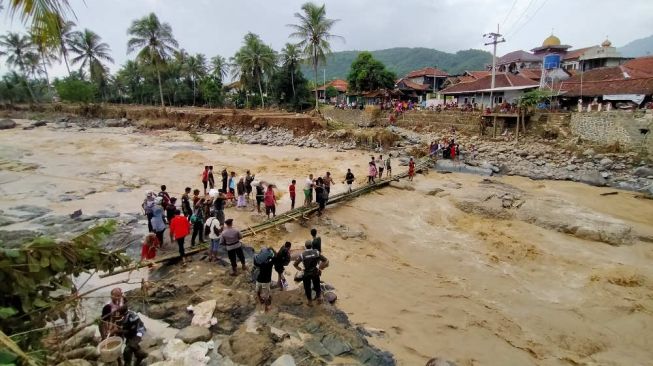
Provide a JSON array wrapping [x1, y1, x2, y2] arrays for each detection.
[[169, 209, 191, 264], [408, 157, 416, 181], [289, 180, 296, 210], [264, 185, 276, 219], [140, 233, 159, 263]]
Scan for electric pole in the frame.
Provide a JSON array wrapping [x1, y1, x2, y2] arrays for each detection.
[[484, 24, 505, 109]]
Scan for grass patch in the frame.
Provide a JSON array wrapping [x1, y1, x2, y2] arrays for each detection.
[[189, 131, 203, 142]]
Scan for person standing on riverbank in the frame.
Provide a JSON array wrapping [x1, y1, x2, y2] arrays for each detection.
[[255, 181, 265, 213], [213, 189, 226, 226], [254, 247, 275, 312], [385, 154, 392, 177], [142, 191, 156, 232], [294, 240, 329, 306], [275, 241, 292, 290], [228, 172, 236, 201], [408, 157, 415, 181], [314, 178, 326, 216], [220, 219, 247, 276], [245, 170, 254, 201], [201, 166, 209, 194], [311, 228, 322, 253], [165, 197, 177, 224], [264, 184, 277, 218], [151, 197, 166, 248], [289, 180, 296, 210], [181, 187, 192, 220], [236, 177, 246, 208], [170, 210, 191, 264], [221, 168, 228, 193], [208, 166, 215, 189], [191, 198, 206, 247], [205, 215, 221, 262], [344, 169, 355, 193]]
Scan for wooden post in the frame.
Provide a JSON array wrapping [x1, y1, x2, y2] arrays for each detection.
[[492, 115, 497, 138], [522, 109, 526, 131], [515, 109, 520, 142]]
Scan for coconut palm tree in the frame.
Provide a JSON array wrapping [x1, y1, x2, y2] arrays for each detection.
[[127, 13, 178, 108], [280, 43, 301, 98], [51, 17, 76, 75], [4, 0, 75, 44], [231, 33, 277, 108], [210, 55, 228, 82], [288, 2, 342, 109], [0, 32, 38, 101], [183, 53, 207, 106], [29, 29, 58, 86], [68, 29, 114, 82]]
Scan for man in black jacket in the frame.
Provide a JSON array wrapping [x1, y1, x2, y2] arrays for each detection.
[[294, 240, 329, 306], [116, 305, 147, 366]]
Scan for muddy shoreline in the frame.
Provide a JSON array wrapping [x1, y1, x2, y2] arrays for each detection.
[[1, 116, 653, 365]]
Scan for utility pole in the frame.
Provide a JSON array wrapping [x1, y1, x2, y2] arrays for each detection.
[[484, 24, 505, 110]]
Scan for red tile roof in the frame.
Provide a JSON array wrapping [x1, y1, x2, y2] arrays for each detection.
[[623, 56, 653, 78], [497, 50, 541, 65], [396, 78, 431, 91], [406, 67, 449, 78], [441, 73, 538, 94], [465, 70, 492, 79], [565, 66, 630, 83], [315, 79, 348, 92], [559, 77, 653, 97], [518, 68, 542, 81]]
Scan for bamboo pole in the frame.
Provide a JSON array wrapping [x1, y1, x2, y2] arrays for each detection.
[[492, 115, 498, 138], [515, 109, 520, 142]]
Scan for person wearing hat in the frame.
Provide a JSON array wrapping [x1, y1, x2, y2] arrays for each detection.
[[219, 219, 247, 275], [293, 240, 328, 306], [142, 191, 156, 232]]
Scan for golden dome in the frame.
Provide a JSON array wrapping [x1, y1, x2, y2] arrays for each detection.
[[601, 38, 612, 47], [542, 34, 561, 47]]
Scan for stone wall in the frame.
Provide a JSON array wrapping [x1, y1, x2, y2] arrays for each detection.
[[570, 110, 653, 156], [322, 107, 480, 131]]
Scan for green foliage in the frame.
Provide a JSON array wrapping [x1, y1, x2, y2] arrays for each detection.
[[0, 220, 131, 349], [519, 89, 555, 108], [53, 74, 97, 103], [346, 51, 396, 92], [199, 77, 223, 107], [270, 64, 311, 110], [231, 33, 277, 108], [301, 47, 492, 80], [325, 85, 338, 98]]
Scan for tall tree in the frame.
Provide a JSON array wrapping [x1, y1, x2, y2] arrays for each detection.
[[127, 13, 178, 108], [346, 51, 396, 93], [0, 32, 38, 101], [231, 33, 277, 108], [29, 28, 58, 86], [3, 0, 75, 45], [280, 43, 301, 98], [52, 17, 76, 75], [68, 29, 114, 83], [210, 55, 228, 82], [288, 2, 342, 109], [183, 53, 207, 106]]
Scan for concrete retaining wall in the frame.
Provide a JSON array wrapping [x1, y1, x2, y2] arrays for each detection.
[[322, 107, 480, 131], [570, 110, 653, 156]]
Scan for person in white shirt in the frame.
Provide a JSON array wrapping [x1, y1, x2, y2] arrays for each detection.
[[303, 174, 314, 207], [205, 216, 222, 262]]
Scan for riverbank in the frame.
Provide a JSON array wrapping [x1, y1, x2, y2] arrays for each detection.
[[1, 118, 653, 365]]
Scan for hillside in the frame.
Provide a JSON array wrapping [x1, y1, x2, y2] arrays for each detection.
[[619, 34, 653, 57], [300, 47, 492, 82]]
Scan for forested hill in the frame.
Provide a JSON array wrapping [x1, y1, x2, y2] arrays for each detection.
[[300, 47, 492, 81]]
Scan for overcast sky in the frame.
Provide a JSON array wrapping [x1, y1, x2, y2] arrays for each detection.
[[1, 0, 652, 78]]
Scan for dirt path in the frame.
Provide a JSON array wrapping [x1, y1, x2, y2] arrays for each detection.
[[1, 121, 652, 365]]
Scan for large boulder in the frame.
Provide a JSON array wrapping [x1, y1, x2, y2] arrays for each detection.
[[190, 300, 217, 328], [0, 119, 16, 130], [633, 166, 653, 178], [175, 326, 212, 343]]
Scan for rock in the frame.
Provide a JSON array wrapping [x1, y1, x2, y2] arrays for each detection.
[[161, 339, 189, 361], [633, 166, 653, 177], [145, 349, 165, 364], [389, 181, 415, 191], [599, 158, 613, 167], [176, 326, 212, 343], [578, 170, 607, 187], [64, 325, 98, 348], [271, 354, 296, 366], [321, 333, 353, 356], [566, 164, 577, 171], [56, 360, 92, 366], [426, 358, 457, 366], [0, 119, 17, 130], [426, 188, 444, 196], [62, 346, 99, 360], [190, 300, 217, 328], [582, 148, 595, 157], [32, 120, 48, 127], [70, 209, 83, 219], [304, 339, 331, 358]]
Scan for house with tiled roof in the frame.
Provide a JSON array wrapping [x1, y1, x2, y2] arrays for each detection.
[[496, 50, 542, 73], [440, 73, 539, 106], [314, 79, 348, 102], [394, 67, 450, 102]]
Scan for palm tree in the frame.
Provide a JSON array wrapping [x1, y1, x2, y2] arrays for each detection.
[[4, 0, 75, 44], [231, 33, 277, 108], [288, 2, 342, 109], [52, 17, 76, 75], [29, 29, 58, 86], [183, 53, 207, 106], [210, 55, 228, 82], [0, 32, 38, 101], [127, 13, 178, 108], [280, 43, 301, 98], [68, 29, 114, 82]]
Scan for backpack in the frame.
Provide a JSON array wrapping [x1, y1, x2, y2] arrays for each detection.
[[254, 247, 275, 267]]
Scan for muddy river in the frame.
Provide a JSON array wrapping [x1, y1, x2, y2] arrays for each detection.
[[1, 121, 652, 365]]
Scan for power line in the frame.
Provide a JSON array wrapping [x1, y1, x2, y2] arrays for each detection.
[[505, 0, 549, 38], [500, 0, 519, 28], [503, 0, 536, 35]]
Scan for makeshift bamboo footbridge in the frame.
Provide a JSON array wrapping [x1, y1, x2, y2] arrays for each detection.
[[100, 157, 433, 278]]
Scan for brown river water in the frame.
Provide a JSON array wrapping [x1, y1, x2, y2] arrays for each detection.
[[1, 121, 652, 365]]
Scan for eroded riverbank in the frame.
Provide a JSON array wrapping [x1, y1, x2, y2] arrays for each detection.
[[1, 121, 653, 365]]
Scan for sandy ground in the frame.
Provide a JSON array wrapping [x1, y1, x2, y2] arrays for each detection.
[[2, 121, 653, 365]]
